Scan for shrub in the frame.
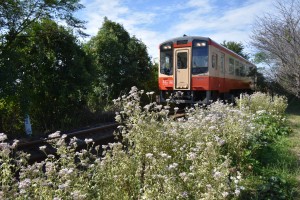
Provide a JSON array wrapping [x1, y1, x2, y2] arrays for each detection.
[[0, 88, 292, 199]]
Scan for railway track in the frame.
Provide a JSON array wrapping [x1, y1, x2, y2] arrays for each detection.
[[14, 122, 119, 163], [12, 110, 186, 163]]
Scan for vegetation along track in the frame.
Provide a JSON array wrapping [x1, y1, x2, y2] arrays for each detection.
[[13, 123, 119, 163], [11, 110, 186, 163]]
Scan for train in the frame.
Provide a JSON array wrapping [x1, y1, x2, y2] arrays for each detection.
[[158, 36, 256, 104]]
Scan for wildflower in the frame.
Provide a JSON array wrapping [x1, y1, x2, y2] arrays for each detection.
[[115, 114, 121, 122], [187, 152, 197, 160], [72, 191, 87, 200], [84, 138, 93, 144], [48, 131, 61, 138], [144, 104, 151, 111], [39, 145, 47, 151], [167, 163, 178, 170], [222, 192, 229, 197], [182, 191, 188, 198], [174, 107, 179, 113], [145, 153, 153, 158], [58, 180, 70, 190], [58, 168, 74, 176], [0, 133, 7, 141], [18, 178, 31, 189], [235, 188, 241, 196], [213, 171, 222, 179], [12, 139, 19, 148], [159, 152, 169, 158]]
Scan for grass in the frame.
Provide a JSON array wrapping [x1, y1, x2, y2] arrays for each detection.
[[240, 97, 300, 199], [286, 98, 300, 199]]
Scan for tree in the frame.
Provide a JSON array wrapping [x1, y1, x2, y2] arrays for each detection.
[[221, 41, 249, 60], [85, 18, 152, 106], [251, 0, 300, 98], [0, 0, 85, 99], [25, 19, 94, 132], [0, 0, 85, 49], [0, 19, 94, 134]]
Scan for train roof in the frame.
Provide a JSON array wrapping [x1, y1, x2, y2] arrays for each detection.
[[159, 36, 210, 45], [159, 36, 255, 65]]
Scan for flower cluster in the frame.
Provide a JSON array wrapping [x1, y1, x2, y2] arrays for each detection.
[[0, 88, 289, 199]]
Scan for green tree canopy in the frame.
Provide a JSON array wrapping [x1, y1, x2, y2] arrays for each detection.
[[0, 19, 94, 134], [85, 18, 152, 103], [0, 0, 85, 49], [25, 19, 94, 131], [221, 40, 249, 60]]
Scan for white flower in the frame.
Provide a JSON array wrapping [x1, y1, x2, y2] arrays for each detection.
[[174, 107, 179, 112], [12, 139, 19, 148], [0, 133, 7, 141], [18, 178, 31, 189], [145, 153, 153, 158], [235, 189, 241, 196], [213, 171, 222, 179], [39, 145, 46, 151], [187, 152, 197, 160], [222, 192, 229, 197], [167, 163, 178, 170], [48, 131, 61, 138], [84, 138, 93, 144]]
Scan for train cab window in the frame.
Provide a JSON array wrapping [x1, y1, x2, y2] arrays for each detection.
[[177, 52, 187, 69], [192, 40, 208, 74], [229, 58, 234, 75], [160, 44, 173, 75], [235, 60, 240, 76]]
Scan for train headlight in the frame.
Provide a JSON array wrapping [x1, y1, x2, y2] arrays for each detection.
[[195, 42, 206, 47], [163, 45, 172, 49]]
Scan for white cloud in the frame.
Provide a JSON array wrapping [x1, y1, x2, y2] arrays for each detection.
[[78, 0, 275, 59]]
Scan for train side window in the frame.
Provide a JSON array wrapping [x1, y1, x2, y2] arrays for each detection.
[[220, 53, 225, 74], [240, 63, 245, 77], [229, 58, 234, 75], [245, 65, 250, 76], [212, 53, 217, 69], [235, 60, 240, 76]]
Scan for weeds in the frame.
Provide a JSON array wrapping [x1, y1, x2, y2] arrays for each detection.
[[0, 88, 295, 199]]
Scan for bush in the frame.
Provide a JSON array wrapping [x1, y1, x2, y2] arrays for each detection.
[[0, 88, 293, 199]]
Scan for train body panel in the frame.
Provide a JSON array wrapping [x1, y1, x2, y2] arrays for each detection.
[[158, 36, 256, 104]]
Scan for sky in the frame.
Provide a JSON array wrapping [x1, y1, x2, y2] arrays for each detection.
[[76, 0, 275, 60]]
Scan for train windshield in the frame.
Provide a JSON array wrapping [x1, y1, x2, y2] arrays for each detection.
[[192, 40, 208, 74], [160, 48, 173, 75]]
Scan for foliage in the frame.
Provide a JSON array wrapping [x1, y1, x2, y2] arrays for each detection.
[[0, 0, 89, 134], [251, 0, 300, 98], [221, 40, 249, 60], [0, 90, 295, 199], [0, 97, 23, 135], [25, 20, 95, 132], [0, 0, 85, 49], [0, 19, 95, 134], [236, 92, 288, 115], [85, 18, 154, 107]]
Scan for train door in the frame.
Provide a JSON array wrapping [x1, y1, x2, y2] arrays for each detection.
[[174, 49, 191, 90], [219, 53, 225, 91]]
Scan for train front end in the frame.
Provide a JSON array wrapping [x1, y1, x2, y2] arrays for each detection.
[[158, 36, 210, 104]]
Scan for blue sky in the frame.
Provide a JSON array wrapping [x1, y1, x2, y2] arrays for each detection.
[[77, 0, 275, 59]]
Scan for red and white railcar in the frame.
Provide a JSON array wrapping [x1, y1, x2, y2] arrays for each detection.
[[158, 36, 256, 104]]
